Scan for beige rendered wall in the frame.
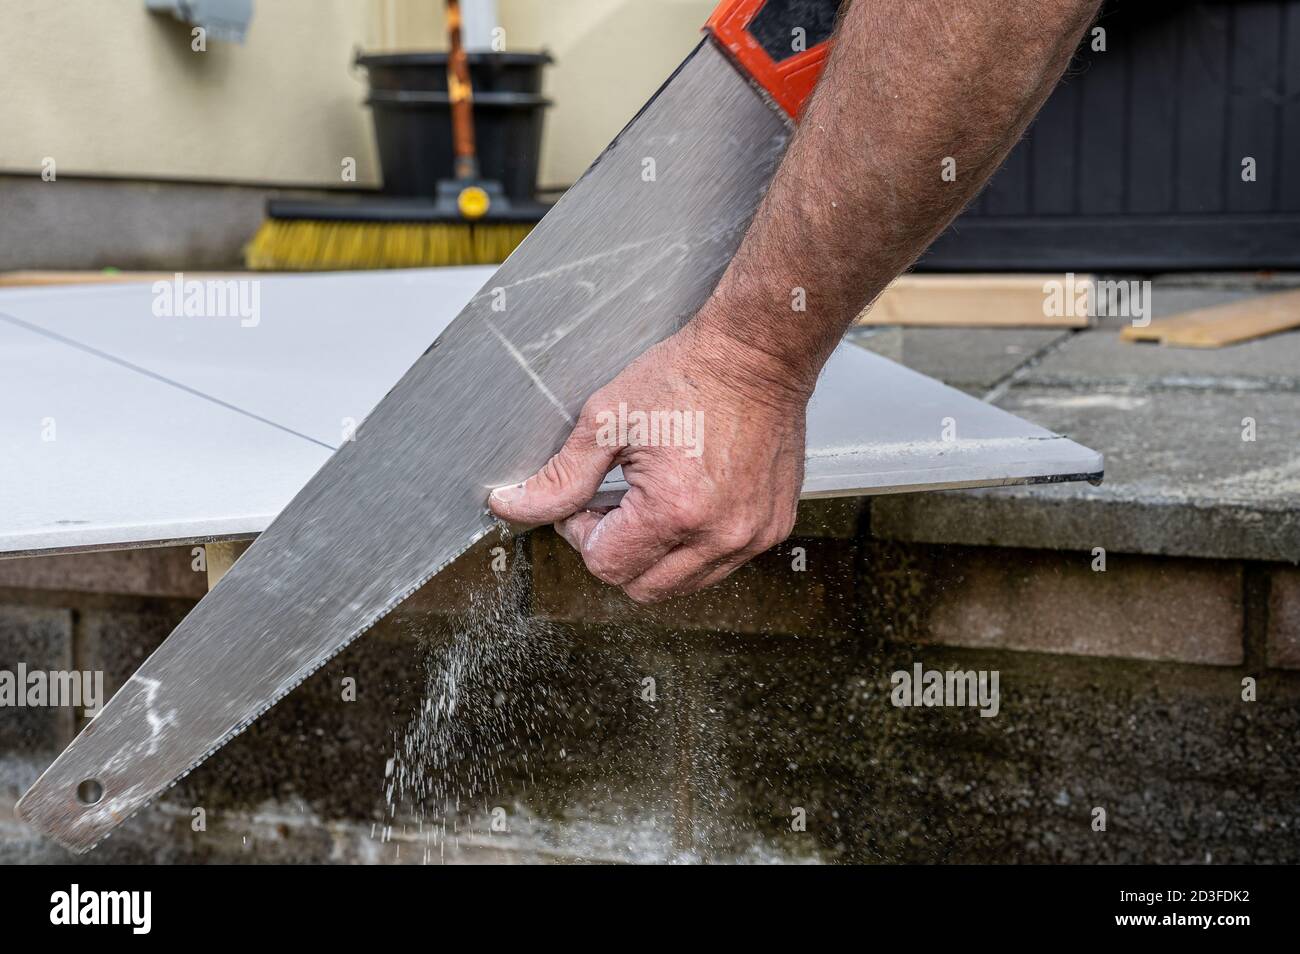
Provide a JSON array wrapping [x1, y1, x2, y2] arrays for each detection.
[[0, 0, 712, 189], [499, 0, 715, 186]]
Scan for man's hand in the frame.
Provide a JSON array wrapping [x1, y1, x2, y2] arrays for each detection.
[[488, 318, 811, 603], [492, 0, 1099, 603]]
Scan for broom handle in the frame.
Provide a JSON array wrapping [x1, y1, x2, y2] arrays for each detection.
[[445, 0, 479, 180]]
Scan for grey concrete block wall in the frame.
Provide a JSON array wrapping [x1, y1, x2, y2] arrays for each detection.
[[1268, 567, 1300, 669], [0, 552, 691, 863], [80, 606, 191, 701], [683, 635, 1300, 864], [4, 536, 1300, 864], [863, 542, 1245, 665], [533, 530, 861, 639], [0, 174, 339, 271], [0, 607, 75, 756], [0, 546, 207, 600]]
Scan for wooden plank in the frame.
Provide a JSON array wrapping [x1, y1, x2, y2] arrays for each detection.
[[1120, 288, 1300, 348], [856, 274, 1092, 328]]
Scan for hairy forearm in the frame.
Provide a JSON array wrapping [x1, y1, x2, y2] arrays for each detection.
[[692, 0, 1100, 394]]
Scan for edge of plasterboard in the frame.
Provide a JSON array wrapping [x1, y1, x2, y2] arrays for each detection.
[[1, 458, 1103, 560]]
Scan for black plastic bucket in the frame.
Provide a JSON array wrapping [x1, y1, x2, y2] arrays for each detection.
[[355, 51, 552, 202], [356, 50, 551, 94]]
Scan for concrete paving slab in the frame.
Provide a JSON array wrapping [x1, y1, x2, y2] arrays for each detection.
[[1023, 326, 1300, 392], [1085, 282, 1265, 329], [1150, 273, 1300, 291], [872, 386, 1300, 562], [1092, 274, 1300, 329], [846, 326, 1070, 394]]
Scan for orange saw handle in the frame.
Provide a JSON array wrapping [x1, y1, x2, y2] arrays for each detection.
[[706, 0, 844, 121]]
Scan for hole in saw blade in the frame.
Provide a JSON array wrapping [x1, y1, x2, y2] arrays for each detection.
[[76, 779, 104, 806]]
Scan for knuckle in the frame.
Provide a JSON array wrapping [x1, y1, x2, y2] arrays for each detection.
[[539, 448, 584, 489], [577, 394, 615, 439], [579, 390, 611, 421], [714, 522, 758, 554], [536, 453, 567, 487], [583, 548, 634, 587], [662, 496, 710, 533], [757, 520, 795, 554]]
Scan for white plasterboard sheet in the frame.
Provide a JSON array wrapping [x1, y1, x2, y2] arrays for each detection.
[[0, 317, 331, 556], [0, 268, 497, 449], [0, 269, 1100, 557], [593, 344, 1102, 503]]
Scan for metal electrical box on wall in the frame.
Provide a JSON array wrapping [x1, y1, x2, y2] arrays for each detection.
[[146, 0, 254, 44]]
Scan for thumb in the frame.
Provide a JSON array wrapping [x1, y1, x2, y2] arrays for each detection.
[[489, 422, 617, 527]]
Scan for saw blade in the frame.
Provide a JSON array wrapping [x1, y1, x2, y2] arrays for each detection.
[[16, 39, 791, 852]]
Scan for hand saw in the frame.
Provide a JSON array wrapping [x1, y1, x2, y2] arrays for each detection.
[[18, 0, 846, 851]]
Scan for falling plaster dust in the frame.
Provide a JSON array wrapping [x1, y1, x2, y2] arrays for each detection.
[[379, 529, 698, 863]]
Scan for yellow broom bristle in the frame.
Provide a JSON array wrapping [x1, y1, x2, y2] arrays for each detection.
[[244, 219, 535, 271]]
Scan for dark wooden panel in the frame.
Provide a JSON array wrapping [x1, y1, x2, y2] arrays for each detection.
[[934, 1, 1299, 269], [982, 136, 1032, 216], [1225, 1, 1284, 212], [1173, 5, 1231, 212], [1076, 22, 1128, 215], [918, 214, 1300, 271], [1127, 12, 1181, 213], [1279, 2, 1300, 210], [1028, 70, 1082, 215]]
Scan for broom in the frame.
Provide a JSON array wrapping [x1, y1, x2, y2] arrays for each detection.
[[245, 0, 544, 271]]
